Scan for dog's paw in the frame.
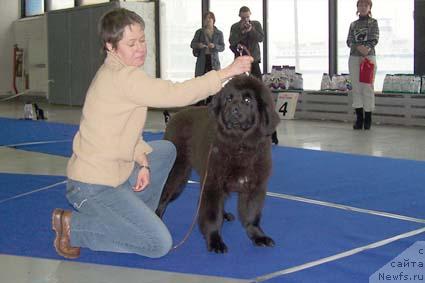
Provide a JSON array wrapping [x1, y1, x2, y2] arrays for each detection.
[[253, 236, 275, 247], [207, 232, 228, 253], [223, 212, 235, 222]]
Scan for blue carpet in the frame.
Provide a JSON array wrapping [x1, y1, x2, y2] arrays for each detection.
[[263, 233, 425, 283], [0, 173, 423, 282], [1, 118, 424, 281], [0, 117, 78, 146], [0, 117, 164, 157], [270, 146, 425, 220], [0, 173, 65, 201]]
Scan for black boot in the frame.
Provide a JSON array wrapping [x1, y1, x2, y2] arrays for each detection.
[[364, 111, 372, 130], [271, 131, 279, 145], [353, 108, 364, 130]]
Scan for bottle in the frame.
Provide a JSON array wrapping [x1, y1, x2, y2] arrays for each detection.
[[321, 73, 331, 90]]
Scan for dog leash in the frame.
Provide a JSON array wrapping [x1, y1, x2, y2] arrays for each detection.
[[170, 46, 251, 251], [170, 144, 214, 251], [236, 44, 252, 76], [236, 43, 251, 57]]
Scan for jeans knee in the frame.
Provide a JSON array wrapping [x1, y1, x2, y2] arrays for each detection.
[[148, 230, 173, 258], [149, 140, 176, 162], [163, 140, 176, 162]]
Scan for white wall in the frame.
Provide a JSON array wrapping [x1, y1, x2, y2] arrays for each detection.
[[0, 1, 154, 98], [0, 1, 20, 95], [13, 16, 48, 95]]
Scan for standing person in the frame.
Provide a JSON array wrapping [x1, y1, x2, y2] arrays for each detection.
[[190, 11, 225, 105], [51, 8, 253, 260], [347, 0, 379, 130], [229, 6, 278, 145], [229, 6, 264, 79]]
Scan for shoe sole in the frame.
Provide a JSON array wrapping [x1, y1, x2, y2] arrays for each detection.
[[51, 209, 79, 259]]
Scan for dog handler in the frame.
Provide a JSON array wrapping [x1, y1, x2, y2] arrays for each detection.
[[51, 8, 253, 259]]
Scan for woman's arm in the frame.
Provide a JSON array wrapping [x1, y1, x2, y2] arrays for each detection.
[[346, 23, 354, 48], [190, 29, 204, 49], [365, 19, 379, 49], [248, 21, 264, 43], [213, 30, 225, 52], [229, 23, 243, 47], [123, 56, 253, 108]]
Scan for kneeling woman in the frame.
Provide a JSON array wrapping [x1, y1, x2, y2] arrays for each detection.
[[51, 8, 253, 259]]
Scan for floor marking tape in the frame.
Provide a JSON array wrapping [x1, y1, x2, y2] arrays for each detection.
[[253, 227, 425, 282], [1, 139, 71, 148], [0, 180, 66, 204], [267, 192, 425, 224], [187, 181, 425, 224]]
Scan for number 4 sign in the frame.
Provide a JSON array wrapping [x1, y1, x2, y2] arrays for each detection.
[[275, 92, 299, 120]]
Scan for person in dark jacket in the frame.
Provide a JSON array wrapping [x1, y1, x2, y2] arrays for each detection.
[[229, 6, 264, 79], [191, 11, 225, 77], [190, 11, 225, 105], [229, 6, 279, 144]]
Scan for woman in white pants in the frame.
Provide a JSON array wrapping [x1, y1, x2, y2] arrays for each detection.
[[347, 0, 379, 130]]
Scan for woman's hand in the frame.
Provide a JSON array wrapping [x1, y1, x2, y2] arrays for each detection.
[[134, 153, 150, 192], [208, 43, 215, 49], [217, 55, 254, 82], [133, 166, 150, 192], [357, 45, 370, 56]]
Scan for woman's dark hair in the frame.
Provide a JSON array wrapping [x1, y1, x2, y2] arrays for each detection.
[[99, 8, 145, 52], [203, 11, 216, 25]]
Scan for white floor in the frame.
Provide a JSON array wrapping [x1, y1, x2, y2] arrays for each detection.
[[1, 98, 425, 283]]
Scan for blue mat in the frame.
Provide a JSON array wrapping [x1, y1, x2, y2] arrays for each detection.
[[263, 233, 425, 283], [0, 173, 65, 201], [270, 146, 425, 220], [0, 117, 164, 157], [0, 117, 78, 145], [0, 173, 423, 282], [1, 117, 424, 281]]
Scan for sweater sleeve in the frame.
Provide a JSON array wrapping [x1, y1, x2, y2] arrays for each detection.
[[123, 69, 222, 108], [191, 29, 202, 50], [365, 19, 379, 49], [229, 23, 243, 47], [214, 30, 225, 52], [133, 138, 152, 160], [346, 23, 354, 47], [249, 21, 264, 43]]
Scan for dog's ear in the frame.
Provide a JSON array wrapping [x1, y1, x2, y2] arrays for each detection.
[[259, 87, 280, 136], [208, 90, 222, 119]]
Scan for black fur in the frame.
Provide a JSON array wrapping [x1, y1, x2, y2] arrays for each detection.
[[156, 75, 280, 253]]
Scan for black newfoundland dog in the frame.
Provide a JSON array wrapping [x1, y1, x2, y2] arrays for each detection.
[[156, 75, 280, 253]]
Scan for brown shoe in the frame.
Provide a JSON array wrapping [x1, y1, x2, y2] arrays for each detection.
[[52, 208, 81, 259]]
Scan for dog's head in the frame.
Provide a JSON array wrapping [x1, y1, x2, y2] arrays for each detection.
[[209, 75, 280, 137]]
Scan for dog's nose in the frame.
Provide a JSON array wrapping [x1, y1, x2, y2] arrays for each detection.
[[231, 106, 239, 115]]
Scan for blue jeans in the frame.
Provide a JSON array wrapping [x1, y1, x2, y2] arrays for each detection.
[[66, 140, 176, 258]]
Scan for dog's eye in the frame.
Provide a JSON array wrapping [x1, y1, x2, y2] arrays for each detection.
[[226, 95, 233, 102], [243, 97, 251, 103]]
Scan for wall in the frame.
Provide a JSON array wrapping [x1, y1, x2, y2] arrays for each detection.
[[0, 1, 19, 95], [13, 16, 48, 95]]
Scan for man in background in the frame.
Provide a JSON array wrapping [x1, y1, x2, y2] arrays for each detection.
[[229, 6, 264, 79]]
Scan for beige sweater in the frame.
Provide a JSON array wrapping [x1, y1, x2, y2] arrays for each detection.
[[67, 52, 222, 187]]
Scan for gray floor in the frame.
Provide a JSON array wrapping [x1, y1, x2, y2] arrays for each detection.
[[1, 98, 425, 283]]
